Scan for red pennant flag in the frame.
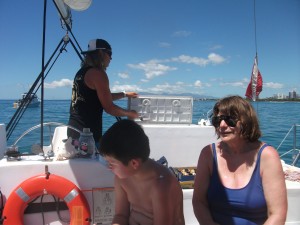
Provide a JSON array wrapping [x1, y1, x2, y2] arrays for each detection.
[[245, 56, 263, 101]]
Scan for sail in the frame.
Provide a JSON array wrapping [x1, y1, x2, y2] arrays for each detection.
[[54, 0, 92, 29], [245, 56, 263, 101], [64, 0, 92, 11], [54, 0, 72, 28]]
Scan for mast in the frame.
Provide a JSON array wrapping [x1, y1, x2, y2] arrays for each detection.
[[253, 0, 258, 63]]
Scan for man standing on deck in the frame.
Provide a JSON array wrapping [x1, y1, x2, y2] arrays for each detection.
[[67, 39, 139, 146]]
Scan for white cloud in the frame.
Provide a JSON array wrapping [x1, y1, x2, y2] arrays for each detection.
[[159, 42, 171, 48], [242, 78, 249, 82], [171, 55, 208, 66], [128, 60, 177, 79], [44, 79, 73, 89], [264, 82, 284, 89], [176, 81, 185, 86], [194, 80, 211, 88], [127, 53, 226, 81], [111, 84, 142, 92], [209, 45, 223, 51], [208, 53, 226, 64], [170, 53, 226, 66], [172, 30, 191, 37], [194, 80, 202, 87], [220, 81, 245, 87], [147, 83, 183, 93], [118, 72, 129, 79]]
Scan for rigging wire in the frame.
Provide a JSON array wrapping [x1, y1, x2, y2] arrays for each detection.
[[40, 0, 48, 156], [6, 1, 120, 144], [6, 38, 67, 140], [52, 0, 83, 53], [253, 0, 258, 63], [6, 0, 85, 141], [253, 0, 260, 109]]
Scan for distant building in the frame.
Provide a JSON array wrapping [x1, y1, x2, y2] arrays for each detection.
[[271, 91, 299, 100], [289, 90, 297, 99], [273, 93, 286, 99]]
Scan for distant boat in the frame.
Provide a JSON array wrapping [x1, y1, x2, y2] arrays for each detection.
[[13, 93, 41, 108]]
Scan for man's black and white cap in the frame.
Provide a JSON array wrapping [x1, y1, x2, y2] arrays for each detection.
[[81, 39, 111, 54]]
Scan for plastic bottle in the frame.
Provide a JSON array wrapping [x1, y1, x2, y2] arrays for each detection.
[[78, 128, 95, 158]]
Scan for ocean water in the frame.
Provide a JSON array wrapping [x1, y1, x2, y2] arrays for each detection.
[[0, 99, 299, 165]]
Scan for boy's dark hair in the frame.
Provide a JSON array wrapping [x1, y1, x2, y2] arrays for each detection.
[[99, 119, 150, 165]]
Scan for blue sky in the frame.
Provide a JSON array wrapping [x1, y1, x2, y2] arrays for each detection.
[[0, 0, 299, 100]]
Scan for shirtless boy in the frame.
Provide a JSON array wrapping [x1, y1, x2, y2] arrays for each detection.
[[99, 119, 185, 225]]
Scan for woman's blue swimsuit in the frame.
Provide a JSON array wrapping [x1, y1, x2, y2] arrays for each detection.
[[207, 143, 268, 225]]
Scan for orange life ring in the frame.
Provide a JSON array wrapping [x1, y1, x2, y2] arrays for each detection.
[[2, 173, 91, 225]]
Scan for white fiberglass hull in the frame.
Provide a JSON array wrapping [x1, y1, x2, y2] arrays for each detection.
[[0, 124, 299, 225]]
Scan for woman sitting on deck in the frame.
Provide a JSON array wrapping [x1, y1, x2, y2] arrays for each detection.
[[192, 95, 287, 225]]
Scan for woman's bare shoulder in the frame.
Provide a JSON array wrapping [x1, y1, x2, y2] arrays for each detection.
[[199, 143, 214, 159], [260, 144, 283, 173], [261, 144, 281, 160]]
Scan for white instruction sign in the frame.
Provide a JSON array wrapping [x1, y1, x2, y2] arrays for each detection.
[[92, 188, 115, 224]]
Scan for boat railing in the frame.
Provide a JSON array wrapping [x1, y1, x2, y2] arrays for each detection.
[[8, 122, 81, 159], [197, 108, 213, 126], [278, 124, 300, 166]]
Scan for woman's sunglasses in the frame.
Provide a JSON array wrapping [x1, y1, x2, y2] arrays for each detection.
[[211, 115, 237, 128]]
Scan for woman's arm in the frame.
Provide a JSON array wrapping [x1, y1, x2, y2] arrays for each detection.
[[85, 68, 138, 118], [192, 144, 219, 225], [261, 145, 287, 225], [111, 92, 138, 101]]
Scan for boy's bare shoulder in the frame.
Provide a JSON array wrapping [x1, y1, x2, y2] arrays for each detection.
[[151, 162, 181, 191]]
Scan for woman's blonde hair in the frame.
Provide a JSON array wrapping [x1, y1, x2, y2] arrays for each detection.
[[81, 50, 106, 70]]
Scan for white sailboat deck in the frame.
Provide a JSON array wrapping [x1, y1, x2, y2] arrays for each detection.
[[0, 123, 300, 224]]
